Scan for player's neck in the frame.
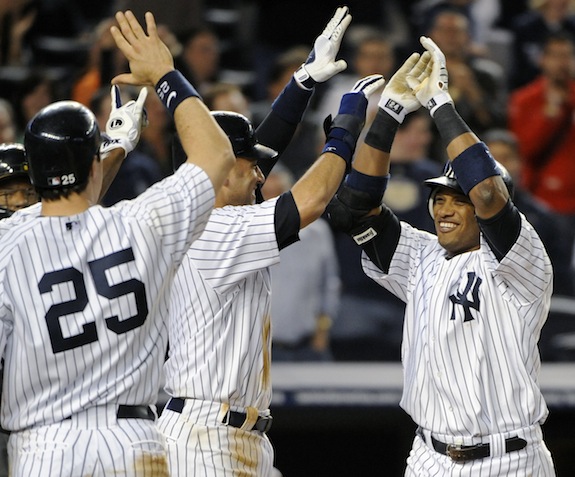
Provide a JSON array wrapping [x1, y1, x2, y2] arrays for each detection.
[[40, 194, 93, 217]]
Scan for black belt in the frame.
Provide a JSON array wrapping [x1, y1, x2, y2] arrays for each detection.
[[65, 405, 155, 421], [418, 428, 527, 462], [166, 397, 273, 433]]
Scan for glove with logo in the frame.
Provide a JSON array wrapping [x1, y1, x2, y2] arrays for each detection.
[[406, 36, 453, 116], [293, 6, 351, 90], [377, 52, 423, 123], [100, 85, 148, 159]]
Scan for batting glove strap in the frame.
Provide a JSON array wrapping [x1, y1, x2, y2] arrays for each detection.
[[100, 134, 129, 159], [427, 91, 453, 117], [294, 65, 317, 90], [155, 70, 201, 117]]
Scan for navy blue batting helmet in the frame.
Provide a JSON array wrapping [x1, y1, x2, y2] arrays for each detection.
[[25, 101, 101, 189]]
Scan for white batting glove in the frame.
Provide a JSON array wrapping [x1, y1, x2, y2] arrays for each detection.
[[350, 74, 386, 99], [293, 6, 351, 90], [406, 36, 453, 116], [377, 52, 422, 123], [100, 85, 148, 159]]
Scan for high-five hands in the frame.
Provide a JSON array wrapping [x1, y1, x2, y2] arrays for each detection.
[[100, 85, 148, 158], [406, 36, 453, 116], [294, 6, 352, 89], [377, 52, 423, 123]]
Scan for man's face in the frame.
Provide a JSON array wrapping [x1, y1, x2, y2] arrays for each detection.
[[431, 187, 480, 257], [0, 176, 37, 213], [225, 157, 265, 206]]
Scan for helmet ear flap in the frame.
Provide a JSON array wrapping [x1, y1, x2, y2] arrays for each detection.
[[427, 189, 436, 219]]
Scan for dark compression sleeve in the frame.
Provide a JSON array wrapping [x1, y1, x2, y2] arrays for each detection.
[[274, 191, 301, 250], [476, 200, 521, 262]]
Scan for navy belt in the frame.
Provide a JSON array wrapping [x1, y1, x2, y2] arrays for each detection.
[[65, 405, 155, 421], [166, 397, 273, 433], [417, 428, 527, 462]]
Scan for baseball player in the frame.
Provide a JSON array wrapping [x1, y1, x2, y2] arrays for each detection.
[[327, 37, 556, 476], [158, 7, 386, 476], [0, 10, 234, 476]]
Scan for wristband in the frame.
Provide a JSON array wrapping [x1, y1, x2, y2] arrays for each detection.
[[450, 142, 499, 195], [365, 108, 400, 153], [322, 128, 354, 170], [432, 103, 471, 145], [155, 70, 201, 117]]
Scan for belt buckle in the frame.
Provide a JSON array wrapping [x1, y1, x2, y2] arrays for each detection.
[[259, 415, 273, 433], [445, 443, 470, 462]]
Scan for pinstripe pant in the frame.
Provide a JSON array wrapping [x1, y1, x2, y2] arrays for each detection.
[[405, 425, 556, 477], [8, 406, 168, 476], [158, 400, 274, 476]]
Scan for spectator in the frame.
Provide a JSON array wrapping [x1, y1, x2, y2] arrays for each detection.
[[203, 82, 252, 118], [261, 164, 341, 362], [11, 71, 55, 141], [425, 7, 506, 153], [175, 25, 221, 96], [508, 31, 575, 223], [90, 86, 164, 206], [509, 0, 575, 90], [0, 0, 35, 66], [0, 100, 16, 143], [484, 128, 575, 296]]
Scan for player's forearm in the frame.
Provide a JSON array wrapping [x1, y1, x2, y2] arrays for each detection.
[[291, 154, 346, 229], [174, 98, 235, 192], [99, 148, 126, 202]]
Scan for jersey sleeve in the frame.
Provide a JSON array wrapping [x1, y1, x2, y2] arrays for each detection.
[[361, 222, 437, 302], [115, 163, 215, 266], [482, 212, 553, 305], [187, 197, 281, 294]]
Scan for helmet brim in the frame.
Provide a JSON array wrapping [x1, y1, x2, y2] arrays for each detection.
[[240, 143, 278, 162], [423, 176, 463, 194]]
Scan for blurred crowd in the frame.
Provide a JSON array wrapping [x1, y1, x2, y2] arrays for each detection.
[[2, 0, 575, 362]]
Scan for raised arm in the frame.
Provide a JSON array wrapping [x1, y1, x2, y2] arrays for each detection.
[[407, 36, 509, 220], [256, 6, 351, 177], [110, 10, 234, 191], [291, 74, 385, 229]]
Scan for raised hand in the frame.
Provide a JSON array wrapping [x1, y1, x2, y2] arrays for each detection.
[[110, 11, 174, 86], [378, 52, 422, 123], [406, 36, 453, 116], [293, 6, 351, 89], [100, 85, 148, 158]]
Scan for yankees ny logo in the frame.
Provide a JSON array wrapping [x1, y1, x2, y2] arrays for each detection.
[[449, 272, 482, 322]]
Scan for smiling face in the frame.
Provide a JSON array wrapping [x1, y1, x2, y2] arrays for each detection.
[[431, 186, 480, 257], [223, 157, 265, 206]]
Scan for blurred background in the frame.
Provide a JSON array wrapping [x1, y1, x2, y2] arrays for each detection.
[[2, 0, 575, 474]]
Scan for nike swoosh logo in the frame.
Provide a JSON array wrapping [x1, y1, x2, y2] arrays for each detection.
[[167, 91, 177, 108]]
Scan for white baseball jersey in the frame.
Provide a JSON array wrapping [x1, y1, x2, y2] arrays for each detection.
[[362, 213, 552, 438], [0, 163, 214, 432], [163, 197, 281, 411]]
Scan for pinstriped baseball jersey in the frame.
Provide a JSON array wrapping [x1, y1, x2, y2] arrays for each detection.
[[0, 164, 214, 431], [163, 197, 280, 411], [362, 213, 553, 437]]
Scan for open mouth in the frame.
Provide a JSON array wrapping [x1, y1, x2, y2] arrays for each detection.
[[438, 221, 457, 233]]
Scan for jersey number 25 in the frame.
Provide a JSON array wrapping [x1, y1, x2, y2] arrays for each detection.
[[38, 248, 148, 353]]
